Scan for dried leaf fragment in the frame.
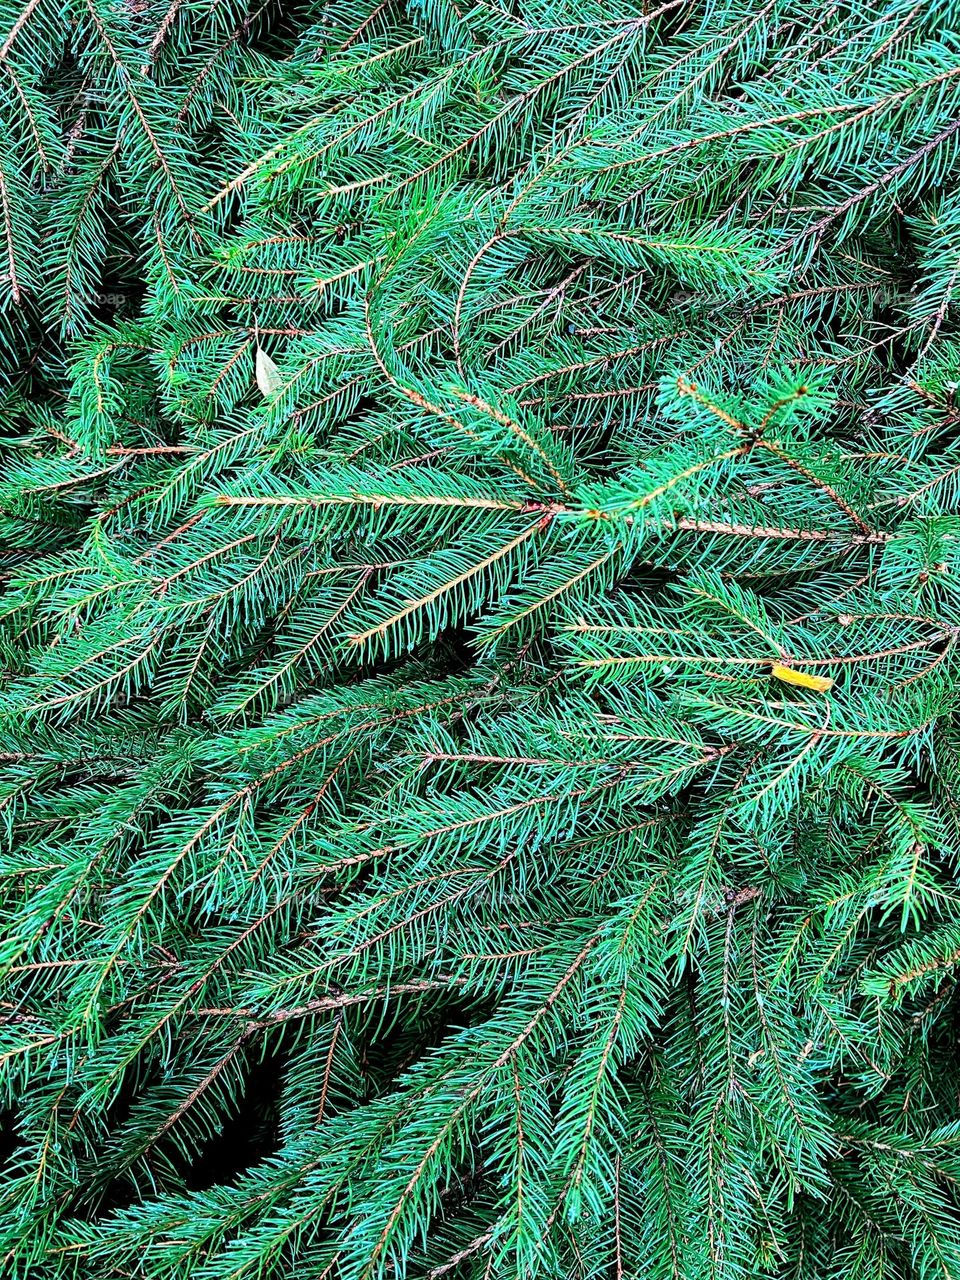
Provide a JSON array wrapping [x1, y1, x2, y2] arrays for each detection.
[[255, 346, 282, 399], [770, 661, 833, 693]]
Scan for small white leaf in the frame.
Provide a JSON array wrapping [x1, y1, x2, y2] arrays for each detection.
[[255, 346, 283, 399]]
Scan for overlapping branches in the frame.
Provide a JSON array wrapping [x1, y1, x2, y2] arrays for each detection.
[[2, 0, 960, 1278]]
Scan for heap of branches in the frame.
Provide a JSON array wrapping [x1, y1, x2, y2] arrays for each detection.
[[2, 0, 960, 1276]]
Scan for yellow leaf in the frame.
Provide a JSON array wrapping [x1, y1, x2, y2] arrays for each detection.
[[770, 662, 833, 693], [255, 346, 283, 399]]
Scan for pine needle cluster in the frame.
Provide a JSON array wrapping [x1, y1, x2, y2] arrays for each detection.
[[2, 0, 960, 1276]]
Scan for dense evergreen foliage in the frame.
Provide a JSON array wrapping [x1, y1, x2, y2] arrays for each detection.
[[3, 0, 960, 1275]]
